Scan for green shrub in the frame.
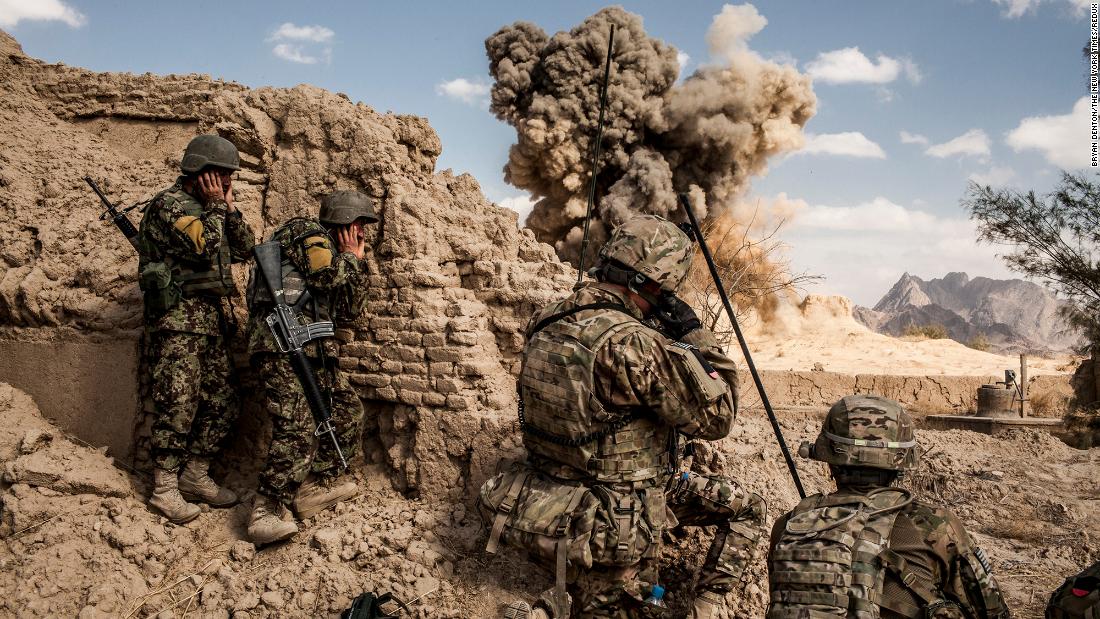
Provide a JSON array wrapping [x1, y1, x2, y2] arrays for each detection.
[[903, 323, 949, 340], [966, 334, 991, 351]]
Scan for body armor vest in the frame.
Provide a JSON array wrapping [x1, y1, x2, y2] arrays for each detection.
[[519, 307, 674, 483], [769, 488, 951, 619], [137, 186, 235, 299]]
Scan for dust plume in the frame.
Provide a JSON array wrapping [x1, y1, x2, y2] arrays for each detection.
[[486, 4, 816, 267]]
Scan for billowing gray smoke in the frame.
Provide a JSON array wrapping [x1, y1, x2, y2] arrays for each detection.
[[486, 5, 816, 267]]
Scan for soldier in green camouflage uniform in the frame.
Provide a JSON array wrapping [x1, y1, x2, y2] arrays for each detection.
[[137, 134, 255, 524], [767, 395, 1011, 619], [480, 215, 765, 619], [1047, 561, 1100, 619], [244, 190, 376, 545]]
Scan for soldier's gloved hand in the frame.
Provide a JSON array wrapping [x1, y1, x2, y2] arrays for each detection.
[[655, 293, 701, 340]]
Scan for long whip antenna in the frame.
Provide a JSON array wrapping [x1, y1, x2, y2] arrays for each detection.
[[678, 192, 806, 499], [576, 24, 616, 285]]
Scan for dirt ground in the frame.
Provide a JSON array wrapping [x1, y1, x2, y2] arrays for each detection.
[[1, 382, 1095, 619]]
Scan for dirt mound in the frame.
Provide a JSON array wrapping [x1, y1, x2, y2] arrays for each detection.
[[749, 294, 1072, 376], [2, 381, 1094, 618]]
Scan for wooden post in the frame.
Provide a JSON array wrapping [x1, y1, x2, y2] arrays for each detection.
[[1019, 353, 1028, 418]]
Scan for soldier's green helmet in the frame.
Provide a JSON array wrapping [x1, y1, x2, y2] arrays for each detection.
[[799, 394, 920, 472], [319, 190, 379, 226], [597, 214, 694, 293], [180, 134, 240, 174]]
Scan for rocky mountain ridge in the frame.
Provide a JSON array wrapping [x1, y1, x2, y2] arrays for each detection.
[[854, 272, 1081, 354]]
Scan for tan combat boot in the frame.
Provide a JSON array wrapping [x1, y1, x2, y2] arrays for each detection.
[[247, 494, 298, 545], [149, 468, 201, 524], [502, 601, 551, 619], [690, 589, 727, 619], [178, 457, 238, 507], [292, 476, 359, 520]]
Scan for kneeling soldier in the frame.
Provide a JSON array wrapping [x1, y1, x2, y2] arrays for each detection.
[[767, 395, 1011, 618], [481, 215, 765, 619], [244, 190, 376, 544]]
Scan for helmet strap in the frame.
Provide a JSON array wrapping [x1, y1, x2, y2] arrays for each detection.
[[592, 260, 664, 308]]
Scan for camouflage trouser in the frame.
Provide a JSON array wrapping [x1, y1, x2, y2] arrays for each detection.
[[254, 353, 364, 506], [149, 330, 238, 472], [571, 472, 766, 618]]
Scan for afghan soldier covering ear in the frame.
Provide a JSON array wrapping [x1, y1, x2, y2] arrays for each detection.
[[768, 395, 1012, 619], [481, 214, 766, 619], [136, 134, 254, 524], [1047, 561, 1100, 619], [242, 189, 375, 545]]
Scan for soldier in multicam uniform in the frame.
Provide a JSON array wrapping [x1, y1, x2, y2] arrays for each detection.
[[244, 190, 376, 545], [767, 395, 1011, 619], [137, 134, 255, 524], [480, 215, 766, 619], [1046, 561, 1099, 619]]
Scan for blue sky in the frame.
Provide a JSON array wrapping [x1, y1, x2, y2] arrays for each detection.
[[4, 0, 1092, 305]]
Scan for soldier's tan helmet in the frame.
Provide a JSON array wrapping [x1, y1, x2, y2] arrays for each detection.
[[181, 134, 240, 174], [597, 214, 694, 293], [319, 190, 379, 226], [799, 394, 920, 471]]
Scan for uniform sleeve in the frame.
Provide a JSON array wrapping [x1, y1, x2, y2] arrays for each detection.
[[155, 197, 230, 264], [225, 210, 256, 263], [288, 231, 366, 319], [680, 327, 740, 416], [593, 326, 735, 440], [934, 509, 1012, 618]]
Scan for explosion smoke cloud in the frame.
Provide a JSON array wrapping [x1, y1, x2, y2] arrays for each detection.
[[486, 5, 816, 266]]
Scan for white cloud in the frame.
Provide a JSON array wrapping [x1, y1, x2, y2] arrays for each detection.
[[268, 22, 334, 64], [799, 132, 886, 158], [784, 196, 1016, 304], [925, 129, 991, 159], [498, 194, 536, 226], [0, 0, 85, 28], [899, 130, 929, 146], [269, 23, 334, 43], [968, 166, 1017, 186], [436, 78, 490, 106], [805, 47, 921, 85], [272, 44, 323, 65], [992, 0, 1090, 18], [1005, 96, 1091, 169], [676, 51, 691, 74]]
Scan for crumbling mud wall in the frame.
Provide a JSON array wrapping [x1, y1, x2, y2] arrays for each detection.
[[0, 29, 573, 500], [756, 370, 1071, 417]]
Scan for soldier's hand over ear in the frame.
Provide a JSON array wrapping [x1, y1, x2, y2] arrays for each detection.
[[197, 171, 226, 205], [655, 293, 702, 340], [337, 225, 366, 260]]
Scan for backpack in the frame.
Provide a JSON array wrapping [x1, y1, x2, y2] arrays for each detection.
[[1048, 562, 1100, 619], [768, 488, 916, 618]]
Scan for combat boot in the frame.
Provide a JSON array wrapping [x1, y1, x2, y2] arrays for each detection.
[[149, 468, 201, 524], [178, 457, 238, 507], [502, 601, 551, 619], [292, 476, 359, 520], [247, 494, 297, 545], [690, 589, 727, 619]]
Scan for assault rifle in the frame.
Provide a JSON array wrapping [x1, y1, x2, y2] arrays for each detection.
[[84, 176, 140, 250], [253, 241, 348, 470]]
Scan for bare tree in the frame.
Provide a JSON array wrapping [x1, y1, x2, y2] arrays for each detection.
[[683, 206, 820, 347], [962, 172, 1100, 354]]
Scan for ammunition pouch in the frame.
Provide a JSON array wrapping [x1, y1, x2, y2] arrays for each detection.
[[139, 261, 182, 314]]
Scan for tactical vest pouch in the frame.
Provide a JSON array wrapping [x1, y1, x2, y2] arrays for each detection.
[[587, 484, 665, 567], [1047, 563, 1100, 619], [139, 261, 182, 314], [478, 464, 599, 570], [664, 342, 730, 406]]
